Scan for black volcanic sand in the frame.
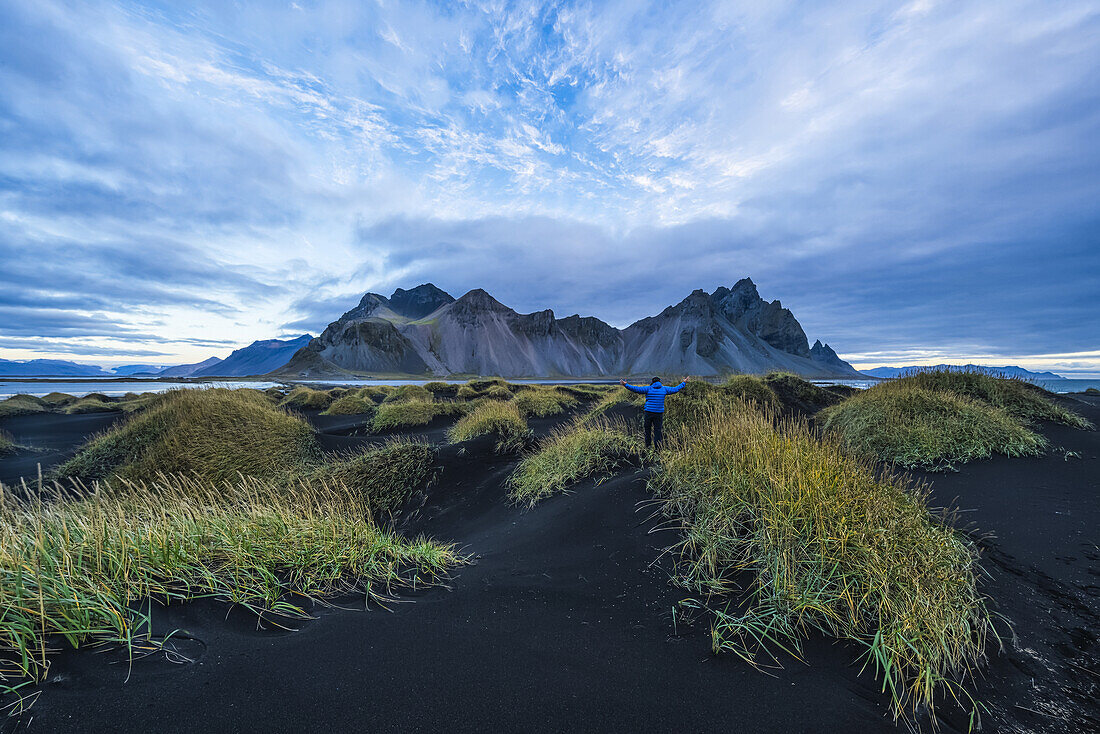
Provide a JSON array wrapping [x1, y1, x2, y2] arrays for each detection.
[[0, 411, 123, 486], [2, 397, 1098, 732]]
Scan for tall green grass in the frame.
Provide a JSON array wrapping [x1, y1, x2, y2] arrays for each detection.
[[653, 402, 991, 722], [0, 472, 461, 699], [57, 389, 321, 483], [508, 419, 644, 506], [819, 383, 1047, 471]]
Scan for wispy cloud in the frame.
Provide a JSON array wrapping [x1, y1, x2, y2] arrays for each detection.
[[0, 0, 1097, 371]]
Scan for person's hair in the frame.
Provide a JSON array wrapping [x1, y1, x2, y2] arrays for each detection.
[[650, 377, 660, 384]]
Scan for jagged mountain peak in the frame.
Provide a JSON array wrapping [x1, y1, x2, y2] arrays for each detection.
[[455, 288, 510, 312]]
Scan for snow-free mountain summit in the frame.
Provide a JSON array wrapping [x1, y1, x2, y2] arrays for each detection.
[[277, 280, 861, 379]]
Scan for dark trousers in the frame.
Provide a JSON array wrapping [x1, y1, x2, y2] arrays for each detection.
[[643, 410, 664, 448]]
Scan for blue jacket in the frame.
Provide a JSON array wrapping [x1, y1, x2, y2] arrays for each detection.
[[623, 380, 686, 413]]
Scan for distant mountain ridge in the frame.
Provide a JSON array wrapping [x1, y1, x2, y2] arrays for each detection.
[[862, 364, 1064, 380], [278, 280, 863, 379], [192, 335, 312, 376], [0, 358, 110, 377]]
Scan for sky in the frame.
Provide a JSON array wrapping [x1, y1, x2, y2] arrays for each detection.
[[1, 0, 1098, 375]]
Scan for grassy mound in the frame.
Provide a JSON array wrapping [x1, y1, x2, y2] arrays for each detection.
[[370, 400, 461, 432], [895, 370, 1090, 428], [513, 387, 578, 417], [64, 396, 119, 414], [509, 419, 644, 506], [466, 378, 508, 391], [322, 393, 376, 416], [0, 395, 49, 418], [356, 386, 394, 403], [448, 400, 528, 449], [455, 384, 480, 400], [0, 472, 460, 699], [308, 441, 436, 513], [423, 381, 456, 397], [653, 403, 991, 721], [484, 384, 513, 400], [722, 375, 779, 408], [0, 430, 13, 456], [383, 384, 432, 404], [762, 372, 841, 412], [281, 386, 335, 411], [40, 392, 76, 408], [1086, 387, 1100, 395], [819, 383, 1047, 470], [57, 389, 321, 483]]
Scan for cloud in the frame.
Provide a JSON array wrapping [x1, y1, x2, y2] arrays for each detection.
[[0, 0, 1097, 371]]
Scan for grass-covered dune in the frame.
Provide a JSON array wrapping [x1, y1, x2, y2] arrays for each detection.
[[0, 395, 51, 418], [819, 370, 1091, 470], [448, 400, 528, 450], [0, 472, 461, 698], [652, 401, 991, 721], [57, 388, 321, 483]]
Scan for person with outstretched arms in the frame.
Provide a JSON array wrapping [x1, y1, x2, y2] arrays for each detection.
[[619, 376, 689, 449]]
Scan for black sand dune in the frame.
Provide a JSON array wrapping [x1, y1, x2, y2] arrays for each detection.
[[1, 396, 1097, 732]]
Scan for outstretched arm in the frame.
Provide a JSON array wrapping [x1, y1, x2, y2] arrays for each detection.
[[619, 379, 645, 394], [665, 377, 689, 394]]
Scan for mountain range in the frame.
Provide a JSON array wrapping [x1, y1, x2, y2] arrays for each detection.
[[861, 364, 1065, 380], [277, 280, 864, 379]]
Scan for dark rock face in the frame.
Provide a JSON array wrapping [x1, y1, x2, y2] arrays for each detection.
[[713, 278, 810, 357], [810, 340, 856, 372], [389, 284, 455, 319], [276, 280, 862, 378]]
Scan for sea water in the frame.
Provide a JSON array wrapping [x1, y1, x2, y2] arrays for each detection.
[[0, 380, 281, 399]]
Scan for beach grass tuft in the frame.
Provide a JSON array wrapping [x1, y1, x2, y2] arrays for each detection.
[[652, 401, 992, 721], [0, 472, 461, 700], [57, 388, 321, 483], [508, 418, 644, 506]]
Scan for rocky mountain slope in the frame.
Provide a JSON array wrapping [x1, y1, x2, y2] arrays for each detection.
[[277, 281, 861, 378]]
